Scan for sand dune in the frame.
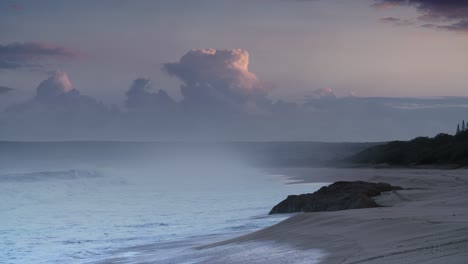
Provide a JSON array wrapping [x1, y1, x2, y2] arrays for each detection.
[[201, 168, 468, 264]]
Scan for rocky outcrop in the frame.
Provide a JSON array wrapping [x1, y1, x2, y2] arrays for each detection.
[[269, 181, 402, 214]]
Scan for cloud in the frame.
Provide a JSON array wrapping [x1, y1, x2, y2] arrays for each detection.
[[307, 88, 337, 100], [125, 78, 177, 112], [432, 20, 468, 31], [379, 16, 414, 26], [2, 49, 468, 141], [7, 71, 107, 115], [163, 49, 269, 112], [1, 71, 115, 140], [0, 86, 14, 95], [35, 70, 74, 102], [373, 0, 468, 32], [380, 16, 401, 23], [2, 73, 468, 141], [372, 2, 402, 9], [0, 42, 79, 70]]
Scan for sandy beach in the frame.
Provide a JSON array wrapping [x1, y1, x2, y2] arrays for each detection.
[[200, 168, 468, 264]]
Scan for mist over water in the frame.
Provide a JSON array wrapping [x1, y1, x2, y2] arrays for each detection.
[[0, 143, 325, 264]]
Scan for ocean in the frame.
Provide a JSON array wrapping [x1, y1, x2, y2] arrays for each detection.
[[0, 147, 327, 264]]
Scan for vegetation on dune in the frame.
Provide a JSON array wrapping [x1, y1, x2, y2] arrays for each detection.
[[350, 129, 468, 166]]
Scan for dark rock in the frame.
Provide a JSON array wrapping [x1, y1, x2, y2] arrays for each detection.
[[269, 181, 403, 214]]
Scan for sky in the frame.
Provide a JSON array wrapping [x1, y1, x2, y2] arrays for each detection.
[[1, 0, 468, 141]]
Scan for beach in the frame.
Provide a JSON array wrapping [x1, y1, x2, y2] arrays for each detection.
[[199, 168, 468, 264]]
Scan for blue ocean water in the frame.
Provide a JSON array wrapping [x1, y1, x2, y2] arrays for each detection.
[[0, 160, 325, 264]]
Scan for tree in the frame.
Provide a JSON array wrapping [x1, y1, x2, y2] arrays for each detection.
[[457, 124, 461, 135], [463, 120, 466, 131]]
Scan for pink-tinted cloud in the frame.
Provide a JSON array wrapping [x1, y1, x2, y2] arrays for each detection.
[[164, 49, 264, 91], [8, 71, 107, 115], [371, 2, 401, 9], [36, 71, 74, 101], [0, 42, 79, 70], [163, 49, 269, 111]]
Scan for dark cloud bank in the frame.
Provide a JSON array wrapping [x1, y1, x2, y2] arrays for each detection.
[[374, 0, 468, 31], [0, 42, 78, 70], [1, 49, 467, 142]]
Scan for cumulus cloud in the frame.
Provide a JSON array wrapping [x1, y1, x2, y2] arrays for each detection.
[[125, 78, 177, 112], [373, 0, 468, 32], [2, 71, 112, 140], [163, 49, 269, 112], [2, 49, 468, 141], [35, 70, 74, 102], [7, 71, 107, 114], [0, 42, 78, 70]]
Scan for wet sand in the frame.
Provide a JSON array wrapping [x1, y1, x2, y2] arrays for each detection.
[[201, 168, 468, 264]]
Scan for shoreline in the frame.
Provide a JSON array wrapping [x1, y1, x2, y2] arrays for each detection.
[[199, 167, 468, 264]]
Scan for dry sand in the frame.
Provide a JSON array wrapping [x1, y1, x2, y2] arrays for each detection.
[[200, 168, 468, 264]]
